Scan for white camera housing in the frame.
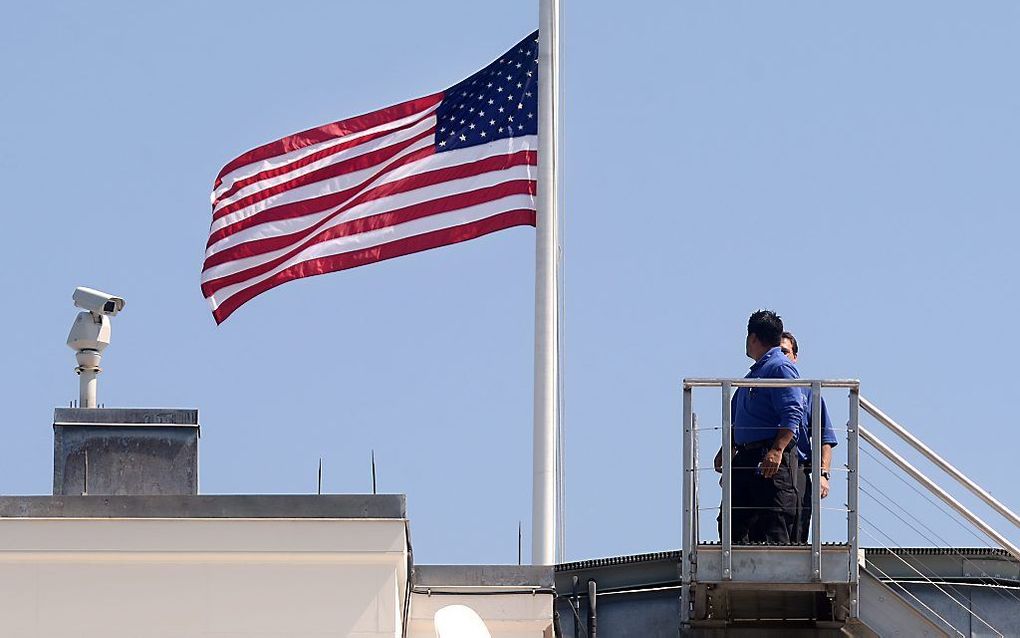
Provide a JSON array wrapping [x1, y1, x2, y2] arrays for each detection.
[[72, 286, 126, 317], [67, 311, 111, 354], [67, 286, 125, 408]]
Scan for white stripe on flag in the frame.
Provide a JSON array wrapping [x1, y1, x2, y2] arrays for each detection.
[[203, 160, 536, 282], [212, 115, 438, 214], [209, 135, 436, 236], [206, 136, 537, 259], [212, 103, 440, 204], [207, 192, 536, 311]]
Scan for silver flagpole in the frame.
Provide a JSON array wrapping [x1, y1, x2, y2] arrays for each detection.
[[533, 0, 561, 566]]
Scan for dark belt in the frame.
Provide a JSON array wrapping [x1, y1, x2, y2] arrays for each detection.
[[736, 439, 799, 454], [734, 439, 772, 451]]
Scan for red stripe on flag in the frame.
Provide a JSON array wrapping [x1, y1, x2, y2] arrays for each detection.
[[207, 145, 437, 250], [212, 126, 436, 222], [202, 178, 537, 298], [214, 111, 435, 206], [214, 94, 443, 188], [211, 209, 536, 324], [204, 149, 537, 269]]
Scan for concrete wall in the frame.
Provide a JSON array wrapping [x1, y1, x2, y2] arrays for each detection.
[[408, 565, 554, 638], [0, 515, 408, 637], [408, 594, 553, 638]]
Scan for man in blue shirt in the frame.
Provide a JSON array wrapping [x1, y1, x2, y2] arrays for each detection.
[[781, 331, 838, 544], [714, 310, 803, 544]]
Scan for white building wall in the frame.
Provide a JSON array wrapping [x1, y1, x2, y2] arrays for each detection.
[[407, 593, 553, 638], [0, 517, 408, 638]]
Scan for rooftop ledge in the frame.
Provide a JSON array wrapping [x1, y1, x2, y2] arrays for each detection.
[[53, 407, 200, 428], [0, 494, 406, 519]]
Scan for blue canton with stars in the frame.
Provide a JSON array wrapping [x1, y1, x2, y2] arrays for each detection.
[[436, 30, 539, 153]]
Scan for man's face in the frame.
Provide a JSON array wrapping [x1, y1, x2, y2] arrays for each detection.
[[781, 337, 798, 364]]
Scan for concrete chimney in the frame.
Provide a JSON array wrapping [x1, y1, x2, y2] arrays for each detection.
[[52, 407, 199, 496]]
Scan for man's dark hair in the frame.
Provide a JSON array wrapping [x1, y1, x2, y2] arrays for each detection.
[[781, 331, 799, 355], [747, 309, 784, 348]]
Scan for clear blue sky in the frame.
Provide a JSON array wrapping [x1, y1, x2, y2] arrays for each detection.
[[1, 2, 1017, 563]]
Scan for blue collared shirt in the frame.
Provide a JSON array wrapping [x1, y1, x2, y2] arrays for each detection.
[[732, 347, 804, 445], [796, 389, 838, 462]]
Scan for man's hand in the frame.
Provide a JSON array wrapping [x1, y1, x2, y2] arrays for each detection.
[[762, 429, 794, 479], [761, 447, 783, 478], [819, 475, 830, 499], [713, 448, 723, 474]]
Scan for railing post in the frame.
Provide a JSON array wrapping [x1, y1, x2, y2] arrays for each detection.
[[681, 384, 693, 625], [692, 412, 700, 565], [847, 386, 860, 618], [811, 381, 822, 581], [721, 380, 733, 581]]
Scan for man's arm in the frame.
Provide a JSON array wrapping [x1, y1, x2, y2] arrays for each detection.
[[819, 397, 838, 449], [761, 363, 803, 478], [819, 443, 833, 498], [768, 363, 804, 435], [819, 397, 836, 498]]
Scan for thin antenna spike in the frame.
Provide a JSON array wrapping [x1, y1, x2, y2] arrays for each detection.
[[371, 450, 377, 495], [317, 458, 322, 495], [518, 521, 523, 566]]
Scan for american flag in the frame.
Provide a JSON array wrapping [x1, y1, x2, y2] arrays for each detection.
[[202, 31, 539, 323]]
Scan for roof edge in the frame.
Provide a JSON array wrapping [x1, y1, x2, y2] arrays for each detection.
[[0, 494, 407, 519]]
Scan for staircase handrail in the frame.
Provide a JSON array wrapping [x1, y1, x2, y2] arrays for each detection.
[[859, 424, 1020, 562], [860, 396, 1020, 529]]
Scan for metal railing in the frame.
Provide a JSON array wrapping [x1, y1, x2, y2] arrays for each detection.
[[680, 376, 1020, 629], [857, 399, 1020, 561], [681, 378, 862, 624]]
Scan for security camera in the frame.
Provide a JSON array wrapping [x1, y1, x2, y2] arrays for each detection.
[[67, 286, 125, 408], [72, 287, 125, 317]]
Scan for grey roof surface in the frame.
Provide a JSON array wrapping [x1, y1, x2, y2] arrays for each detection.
[[556, 547, 1018, 572], [866, 547, 1015, 557], [0, 494, 406, 519], [554, 547, 1020, 590], [556, 550, 681, 572]]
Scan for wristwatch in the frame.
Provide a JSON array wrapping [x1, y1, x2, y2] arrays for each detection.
[[820, 470, 831, 480]]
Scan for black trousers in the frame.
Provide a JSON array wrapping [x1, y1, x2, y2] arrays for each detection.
[[728, 443, 799, 544], [793, 468, 814, 544]]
